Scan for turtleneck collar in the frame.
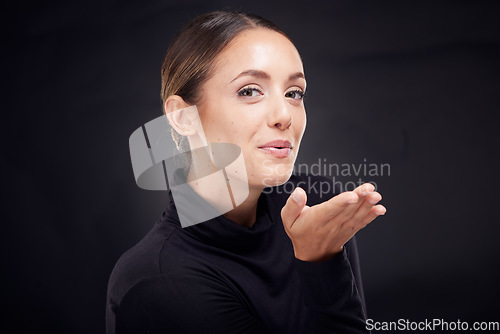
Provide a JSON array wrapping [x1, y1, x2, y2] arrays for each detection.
[[160, 169, 278, 250]]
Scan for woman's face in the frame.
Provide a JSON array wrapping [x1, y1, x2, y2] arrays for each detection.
[[197, 28, 307, 189]]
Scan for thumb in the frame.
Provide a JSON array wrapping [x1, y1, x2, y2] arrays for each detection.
[[281, 187, 307, 230]]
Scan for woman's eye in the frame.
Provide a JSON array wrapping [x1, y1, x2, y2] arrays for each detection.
[[238, 87, 263, 97], [285, 89, 305, 100]]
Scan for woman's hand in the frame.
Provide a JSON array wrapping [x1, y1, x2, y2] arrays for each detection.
[[281, 183, 386, 262]]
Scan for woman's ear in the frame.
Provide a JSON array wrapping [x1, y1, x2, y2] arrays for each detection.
[[164, 95, 197, 136]]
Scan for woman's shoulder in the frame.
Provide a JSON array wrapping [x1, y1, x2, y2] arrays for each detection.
[[107, 218, 202, 303], [106, 219, 238, 332], [107, 217, 221, 305], [107, 221, 172, 302]]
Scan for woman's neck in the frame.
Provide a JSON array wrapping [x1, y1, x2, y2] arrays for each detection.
[[187, 174, 263, 227], [221, 187, 262, 227], [185, 146, 263, 227]]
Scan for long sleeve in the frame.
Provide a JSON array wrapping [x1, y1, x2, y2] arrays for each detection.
[[294, 237, 369, 334]]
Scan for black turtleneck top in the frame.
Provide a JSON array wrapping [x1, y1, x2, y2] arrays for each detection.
[[106, 174, 369, 333]]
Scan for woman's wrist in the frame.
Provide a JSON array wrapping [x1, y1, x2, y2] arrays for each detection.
[[294, 245, 344, 263]]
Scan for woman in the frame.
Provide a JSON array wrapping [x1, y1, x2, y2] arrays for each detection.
[[107, 11, 386, 333]]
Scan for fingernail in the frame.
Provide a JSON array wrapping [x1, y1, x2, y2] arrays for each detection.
[[368, 192, 382, 204], [292, 188, 301, 203], [361, 185, 374, 196]]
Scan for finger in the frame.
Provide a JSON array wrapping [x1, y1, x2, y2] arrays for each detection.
[[328, 184, 376, 224], [281, 187, 308, 230], [360, 204, 387, 228], [354, 183, 375, 197], [350, 191, 382, 224], [313, 191, 359, 223]]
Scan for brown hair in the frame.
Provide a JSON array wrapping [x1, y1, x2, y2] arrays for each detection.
[[161, 11, 291, 106]]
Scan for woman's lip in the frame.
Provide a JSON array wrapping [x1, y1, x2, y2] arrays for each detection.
[[258, 147, 292, 158], [258, 139, 293, 149]]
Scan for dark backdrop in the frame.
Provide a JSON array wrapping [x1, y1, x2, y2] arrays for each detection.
[[5, 0, 500, 333]]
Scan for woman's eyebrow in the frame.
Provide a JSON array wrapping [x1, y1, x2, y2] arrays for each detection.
[[229, 70, 306, 83], [289, 72, 305, 81], [230, 70, 270, 83]]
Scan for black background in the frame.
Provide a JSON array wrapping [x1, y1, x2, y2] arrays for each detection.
[[5, 0, 500, 333]]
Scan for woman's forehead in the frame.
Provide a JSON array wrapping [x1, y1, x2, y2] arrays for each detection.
[[213, 28, 304, 81]]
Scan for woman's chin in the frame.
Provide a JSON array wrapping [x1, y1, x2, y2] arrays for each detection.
[[256, 172, 292, 189], [254, 163, 293, 188]]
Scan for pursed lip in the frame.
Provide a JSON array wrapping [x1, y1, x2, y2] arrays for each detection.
[[258, 139, 293, 149], [258, 139, 293, 159]]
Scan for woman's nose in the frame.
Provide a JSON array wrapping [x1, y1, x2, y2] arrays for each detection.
[[269, 97, 292, 130]]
